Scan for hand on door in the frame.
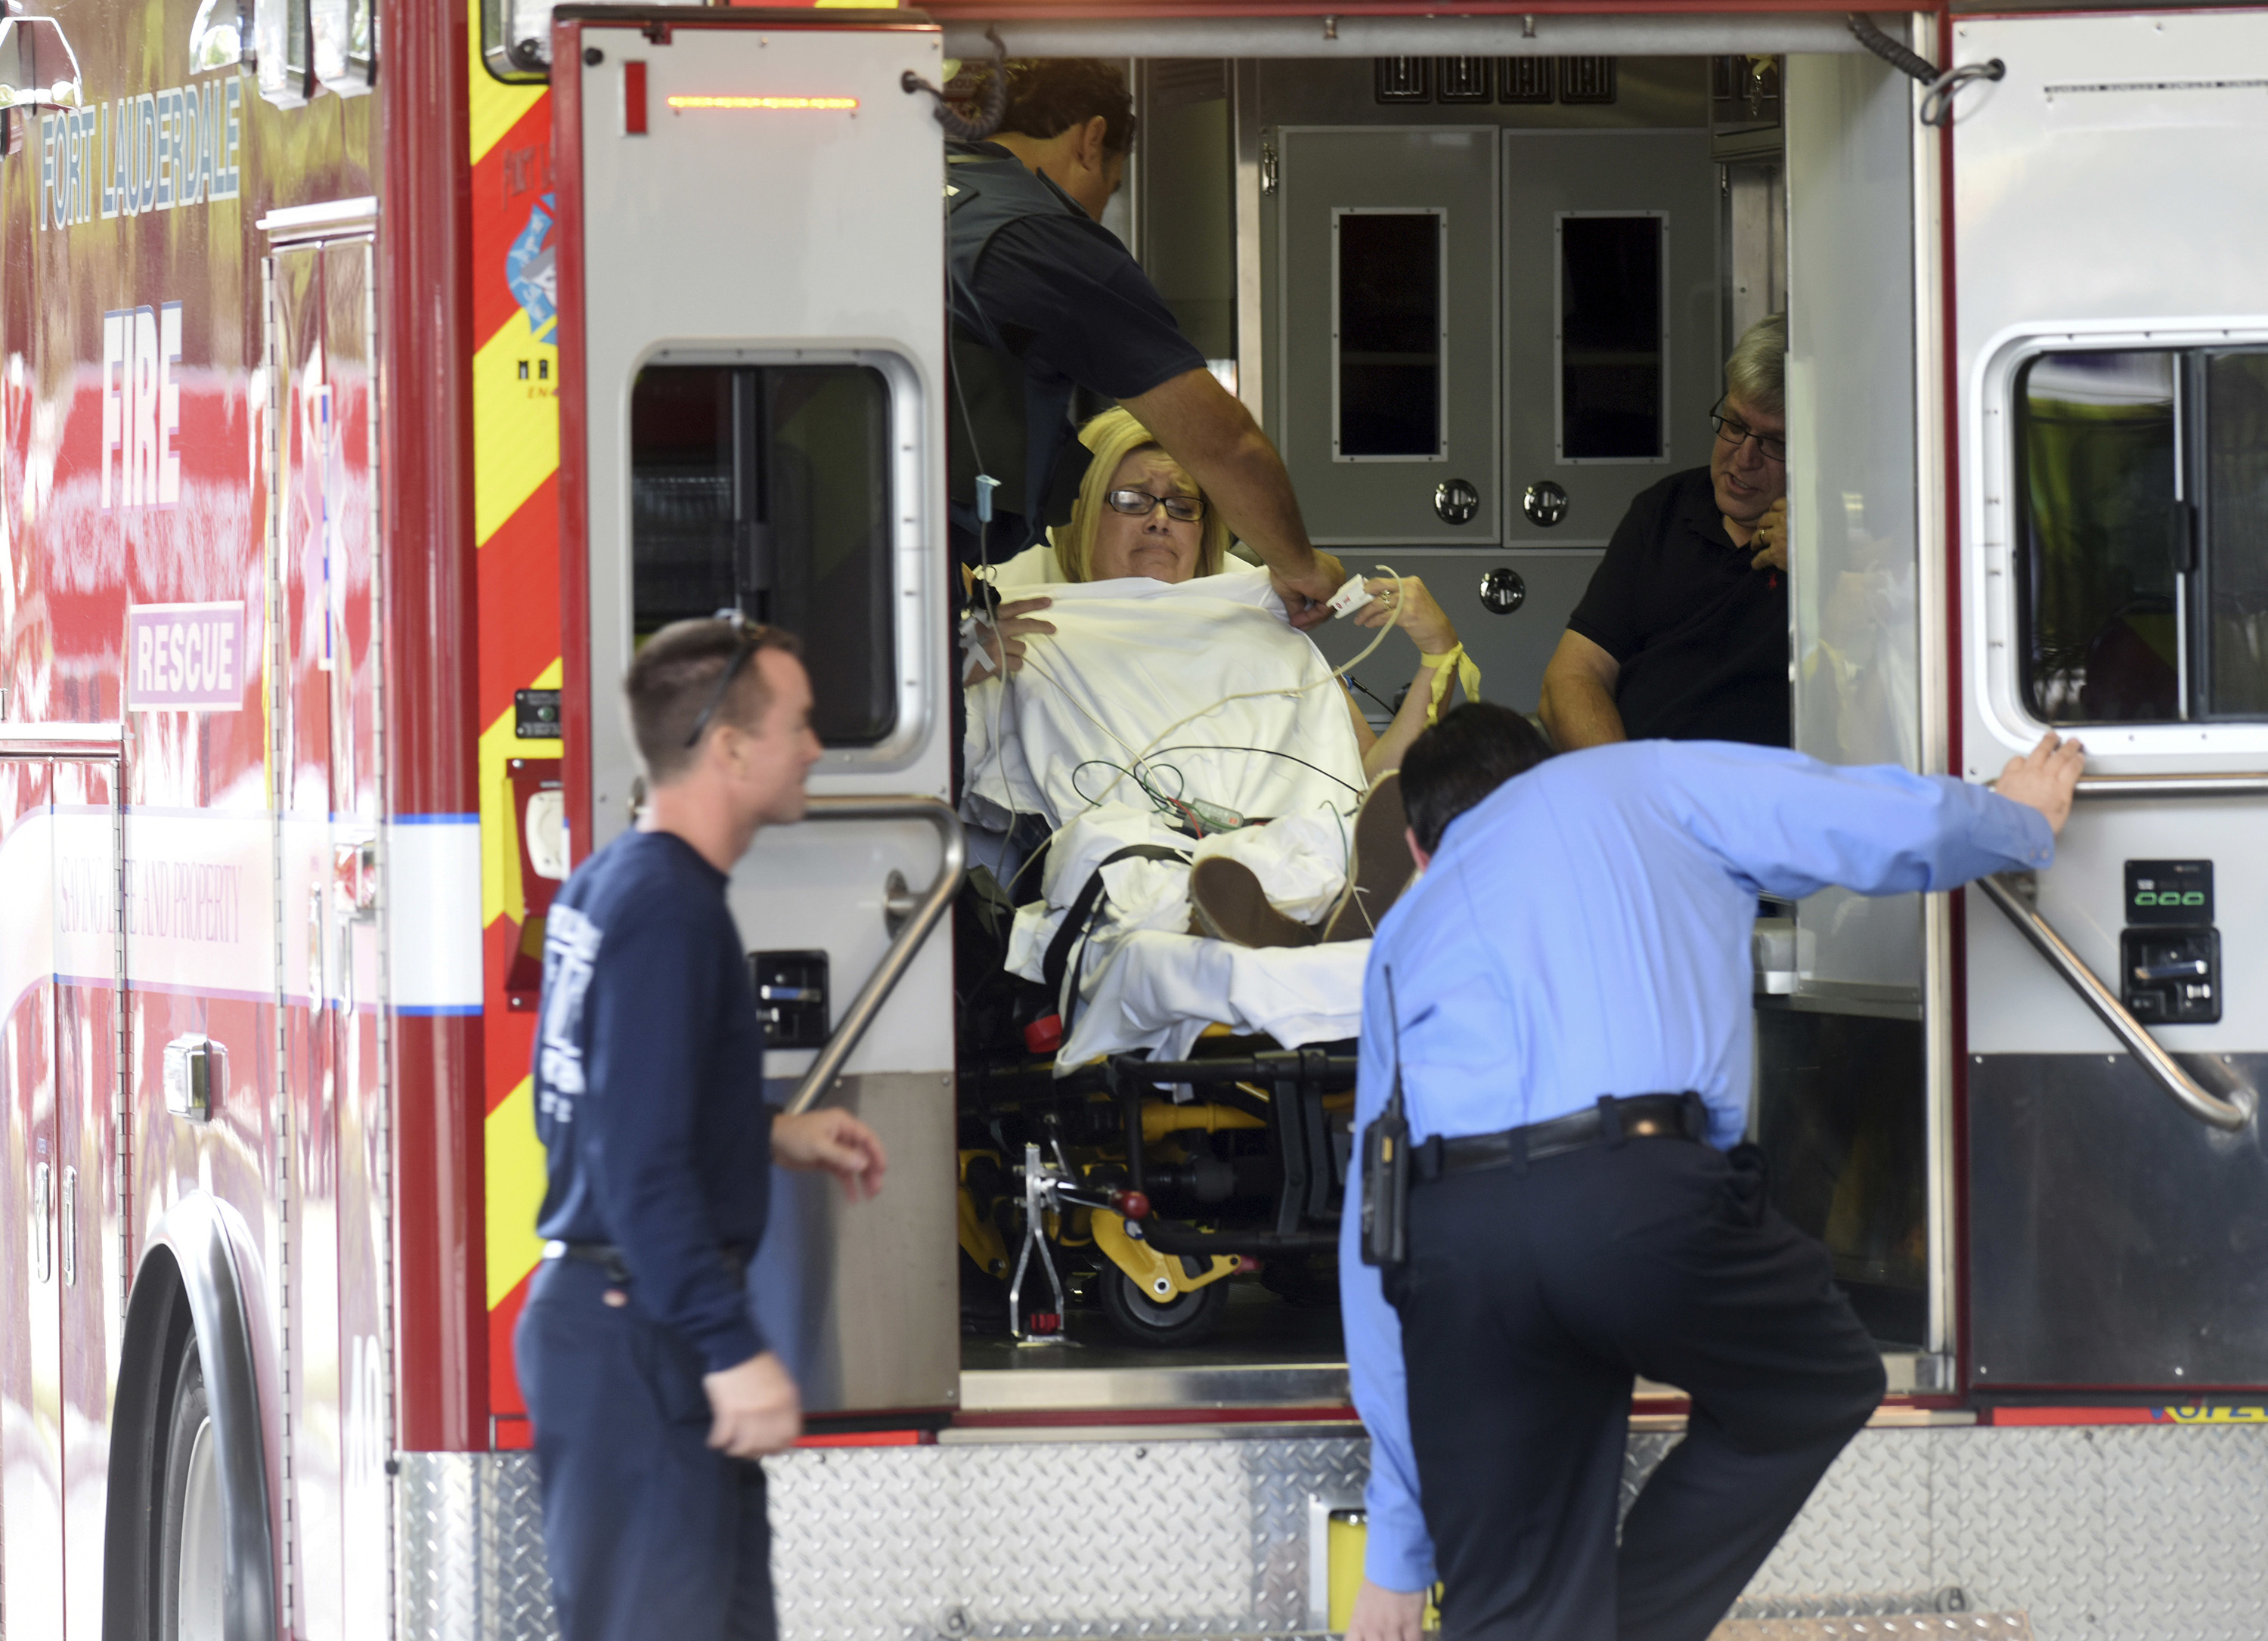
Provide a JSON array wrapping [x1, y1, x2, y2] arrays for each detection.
[[1993, 732, 2087, 835]]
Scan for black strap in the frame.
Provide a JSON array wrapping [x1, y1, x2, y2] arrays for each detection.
[[1040, 844, 1191, 1023]]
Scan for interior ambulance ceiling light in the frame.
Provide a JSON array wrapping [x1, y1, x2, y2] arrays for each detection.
[[665, 94, 859, 110]]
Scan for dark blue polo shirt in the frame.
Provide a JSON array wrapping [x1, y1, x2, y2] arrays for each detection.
[[971, 209, 1205, 403], [531, 829, 772, 1373]]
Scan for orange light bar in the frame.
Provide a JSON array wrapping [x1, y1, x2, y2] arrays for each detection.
[[665, 94, 860, 111]]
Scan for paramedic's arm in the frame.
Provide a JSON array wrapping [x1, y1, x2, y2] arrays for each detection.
[[1350, 577, 1464, 779], [1123, 367, 1346, 627], [1340, 1196, 1435, 1613], [1340, 1005, 1436, 1625], [581, 906, 789, 1449], [1671, 733, 2077, 900]]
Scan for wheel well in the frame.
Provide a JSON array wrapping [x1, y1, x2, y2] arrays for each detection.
[[103, 1197, 280, 1641]]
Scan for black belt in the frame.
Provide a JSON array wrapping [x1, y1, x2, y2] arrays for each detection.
[[542, 1240, 751, 1286], [1414, 1093, 1706, 1181]]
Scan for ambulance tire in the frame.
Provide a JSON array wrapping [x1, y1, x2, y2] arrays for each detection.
[[156, 1348, 227, 1641], [1098, 1268, 1231, 1347]]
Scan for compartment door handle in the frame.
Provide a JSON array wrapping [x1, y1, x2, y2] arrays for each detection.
[[60, 1166, 76, 1288]]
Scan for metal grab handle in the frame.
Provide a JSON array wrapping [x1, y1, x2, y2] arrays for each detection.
[[1975, 874, 2254, 1132], [785, 795, 965, 1116], [2076, 773, 2268, 801]]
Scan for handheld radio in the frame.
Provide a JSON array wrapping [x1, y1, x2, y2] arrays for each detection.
[[1359, 967, 1412, 1268]]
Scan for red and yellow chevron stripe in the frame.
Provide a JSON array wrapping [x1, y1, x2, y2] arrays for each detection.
[[470, 0, 900, 1445], [469, 26, 559, 1447]]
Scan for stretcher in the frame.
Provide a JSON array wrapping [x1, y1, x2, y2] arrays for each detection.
[[956, 565, 1376, 1345]]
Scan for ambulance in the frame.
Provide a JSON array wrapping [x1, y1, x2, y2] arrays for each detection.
[[3, 0, 2266, 1635]]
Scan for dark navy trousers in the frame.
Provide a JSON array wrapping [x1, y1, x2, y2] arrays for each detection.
[[516, 1259, 776, 1641], [1388, 1135, 1886, 1641]]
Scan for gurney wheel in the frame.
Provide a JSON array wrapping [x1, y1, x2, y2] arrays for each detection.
[[1098, 1268, 1230, 1348]]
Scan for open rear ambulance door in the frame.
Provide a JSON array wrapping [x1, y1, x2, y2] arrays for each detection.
[[553, 5, 959, 1415], [1948, 8, 2268, 1393]]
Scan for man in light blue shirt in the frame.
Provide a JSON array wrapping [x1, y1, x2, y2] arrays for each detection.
[[1339, 705, 2083, 1641]]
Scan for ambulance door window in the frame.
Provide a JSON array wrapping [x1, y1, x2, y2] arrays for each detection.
[[1557, 214, 1665, 463], [2013, 346, 2268, 726], [2201, 350, 2268, 718], [1334, 210, 1443, 458], [628, 362, 897, 746], [2014, 351, 2180, 723]]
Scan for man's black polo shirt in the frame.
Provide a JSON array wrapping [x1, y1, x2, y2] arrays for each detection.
[[1564, 466, 1790, 746]]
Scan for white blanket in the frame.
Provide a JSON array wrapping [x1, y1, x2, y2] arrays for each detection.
[[965, 565, 1373, 1072], [996, 803, 1369, 1073], [1058, 930, 1368, 1067], [962, 563, 1367, 834]]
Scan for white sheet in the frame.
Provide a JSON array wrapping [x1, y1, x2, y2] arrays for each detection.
[[965, 564, 1374, 1072], [996, 803, 1369, 1073], [1003, 803, 1361, 992], [962, 562, 1367, 834], [1057, 930, 1369, 1067]]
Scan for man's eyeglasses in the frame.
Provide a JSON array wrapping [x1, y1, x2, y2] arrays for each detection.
[[683, 609, 773, 750], [1104, 487, 1207, 523], [1709, 400, 1787, 465]]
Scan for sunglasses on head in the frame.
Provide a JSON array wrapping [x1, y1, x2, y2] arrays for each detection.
[[683, 610, 775, 750], [1104, 487, 1206, 523]]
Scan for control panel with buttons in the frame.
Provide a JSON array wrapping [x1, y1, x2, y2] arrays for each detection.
[[2121, 859, 2220, 1025]]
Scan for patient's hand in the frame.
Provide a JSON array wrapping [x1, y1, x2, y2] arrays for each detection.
[[965, 597, 1055, 683], [1354, 576, 1457, 656]]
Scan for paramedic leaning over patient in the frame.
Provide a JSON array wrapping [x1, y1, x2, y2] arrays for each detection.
[[945, 59, 1345, 625], [971, 409, 1468, 781]]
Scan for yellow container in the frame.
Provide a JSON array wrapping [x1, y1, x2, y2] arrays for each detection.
[[1325, 1512, 1441, 1631]]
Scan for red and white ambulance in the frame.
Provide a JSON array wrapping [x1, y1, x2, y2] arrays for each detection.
[[5, 0, 2267, 1635]]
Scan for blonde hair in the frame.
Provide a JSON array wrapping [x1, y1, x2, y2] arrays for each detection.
[[1053, 407, 1231, 584]]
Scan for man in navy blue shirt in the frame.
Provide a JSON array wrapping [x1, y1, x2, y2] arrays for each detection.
[[1340, 705, 2084, 1641], [947, 60, 1343, 623], [517, 616, 888, 1641]]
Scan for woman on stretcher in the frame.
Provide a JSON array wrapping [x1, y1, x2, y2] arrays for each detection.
[[960, 408, 1476, 950], [965, 408, 1474, 786]]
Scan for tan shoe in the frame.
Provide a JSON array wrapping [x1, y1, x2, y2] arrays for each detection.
[[1320, 769, 1414, 943], [1189, 856, 1321, 949]]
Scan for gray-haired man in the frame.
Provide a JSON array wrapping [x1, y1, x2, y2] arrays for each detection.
[[1539, 312, 1792, 751]]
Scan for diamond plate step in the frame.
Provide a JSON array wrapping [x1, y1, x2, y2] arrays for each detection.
[[1714, 1618, 2033, 1641]]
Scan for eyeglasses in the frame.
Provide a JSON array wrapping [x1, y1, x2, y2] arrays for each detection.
[[1104, 487, 1206, 523], [682, 609, 773, 750], [1709, 400, 1787, 465]]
